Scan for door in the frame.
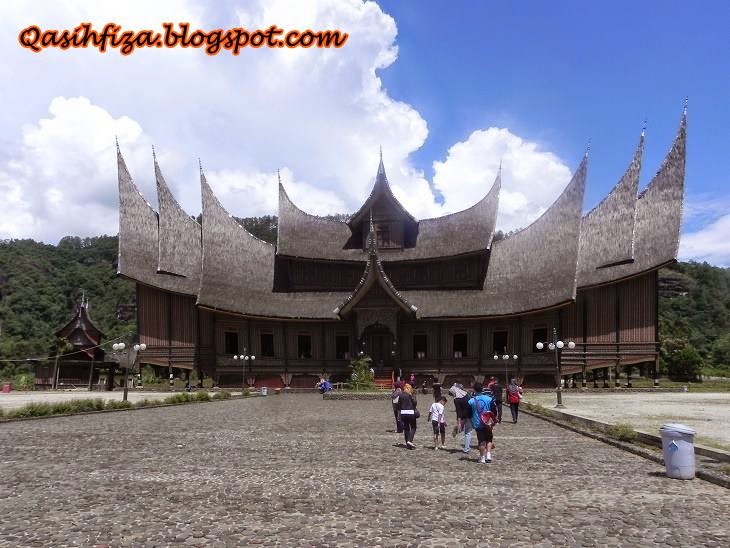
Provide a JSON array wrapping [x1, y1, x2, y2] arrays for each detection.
[[363, 325, 394, 371]]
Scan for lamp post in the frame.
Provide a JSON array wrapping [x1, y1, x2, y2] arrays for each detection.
[[535, 328, 575, 408], [234, 350, 256, 391], [111, 342, 146, 402], [493, 348, 518, 386]]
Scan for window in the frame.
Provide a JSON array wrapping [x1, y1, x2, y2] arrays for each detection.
[[413, 333, 427, 359], [224, 331, 238, 355], [376, 225, 391, 247], [453, 332, 468, 358], [492, 330, 508, 355], [335, 334, 350, 360], [532, 327, 548, 353], [374, 222, 401, 249], [260, 332, 275, 358], [297, 333, 312, 359]]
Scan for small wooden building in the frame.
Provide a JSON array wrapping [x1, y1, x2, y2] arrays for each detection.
[[36, 297, 110, 389], [117, 109, 687, 388]]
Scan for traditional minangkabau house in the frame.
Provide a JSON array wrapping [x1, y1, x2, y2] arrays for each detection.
[[117, 109, 686, 389], [36, 296, 110, 389]]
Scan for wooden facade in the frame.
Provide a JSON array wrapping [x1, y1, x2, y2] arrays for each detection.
[[138, 269, 659, 387], [119, 111, 686, 388]]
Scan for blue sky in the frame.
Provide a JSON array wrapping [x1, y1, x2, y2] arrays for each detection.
[[377, 0, 729, 228], [0, 0, 728, 264]]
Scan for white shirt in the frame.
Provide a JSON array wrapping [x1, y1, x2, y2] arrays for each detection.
[[429, 402, 445, 423]]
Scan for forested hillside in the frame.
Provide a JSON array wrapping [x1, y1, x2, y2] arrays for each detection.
[[0, 236, 135, 367], [1, 217, 728, 378]]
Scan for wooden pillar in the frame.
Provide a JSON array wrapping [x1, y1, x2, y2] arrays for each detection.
[[626, 365, 633, 388], [477, 319, 483, 373], [517, 316, 523, 380], [320, 322, 326, 372], [654, 269, 660, 386], [87, 359, 95, 391], [614, 363, 620, 388], [603, 367, 609, 388], [106, 366, 115, 391]]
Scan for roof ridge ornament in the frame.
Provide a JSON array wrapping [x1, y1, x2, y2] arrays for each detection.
[[683, 96, 688, 116], [114, 135, 120, 152], [151, 144, 157, 161], [641, 119, 647, 137], [376, 147, 386, 182]]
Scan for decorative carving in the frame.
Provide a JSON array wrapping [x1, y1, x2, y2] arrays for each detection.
[[356, 308, 398, 339]]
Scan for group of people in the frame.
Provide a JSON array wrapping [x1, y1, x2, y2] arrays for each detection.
[[391, 376, 523, 464]]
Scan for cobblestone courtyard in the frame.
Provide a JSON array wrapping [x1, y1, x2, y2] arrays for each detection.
[[1, 394, 728, 547]]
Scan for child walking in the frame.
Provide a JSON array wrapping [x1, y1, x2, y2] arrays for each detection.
[[429, 396, 448, 450]]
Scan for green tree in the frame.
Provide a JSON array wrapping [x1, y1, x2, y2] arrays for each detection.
[[348, 355, 375, 389], [663, 340, 703, 381]]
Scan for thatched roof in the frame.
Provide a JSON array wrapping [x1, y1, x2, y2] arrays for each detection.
[[155, 155, 201, 295], [399, 155, 588, 317], [117, 111, 686, 319], [197, 171, 349, 318], [116, 147, 160, 288], [276, 172, 501, 261], [578, 109, 686, 286], [576, 131, 644, 287]]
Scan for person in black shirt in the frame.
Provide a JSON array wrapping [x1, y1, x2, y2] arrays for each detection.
[[489, 379, 503, 423]]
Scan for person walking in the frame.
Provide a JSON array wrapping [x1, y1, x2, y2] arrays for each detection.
[[449, 383, 473, 454], [391, 381, 404, 433], [429, 395, 448, 450], [490, 378, 503, 423], [398, 383, 419, 449], [506, 378, 523, 423], [468, 383, 497, 463]]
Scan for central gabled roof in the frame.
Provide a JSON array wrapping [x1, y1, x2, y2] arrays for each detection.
[[347, 153, 417, 228], [276, 159, 501, 261], [335, 217, 418, 318]]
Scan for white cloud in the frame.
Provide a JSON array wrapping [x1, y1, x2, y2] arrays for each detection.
[[432, 128, 572, 231], [679, 215, 730, 267], [0, 96, 162, 241], [2, 0, 695, 260]]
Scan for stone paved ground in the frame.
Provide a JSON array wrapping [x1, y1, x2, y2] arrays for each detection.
[[523, 391, 730, 449], [0, 394, 728, 547]]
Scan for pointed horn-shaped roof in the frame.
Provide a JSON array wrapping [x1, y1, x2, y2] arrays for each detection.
[[595, 105, 687, 283], [576, 129, 644, 287], [154, 153, 202, 294], [335, 219, 417, 318], [276, 180, 351, 256], [347, 152, 417, 227], [477, 154, 588, 314], [418, 170, 501, 252], [117, 146, 160, 287], [198, 170, 277, 312]]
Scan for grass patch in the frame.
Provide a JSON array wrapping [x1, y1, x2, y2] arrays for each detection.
[[11, 402, 53, 418], [104, 400, 132, 410], [165, 393, 194, 405], [523, 402, 553, 417], [695, 436, 730, 452], [721, 465, 730, 476], [605, 422, 638, 442], [134, 398, 163, 408], [1, 389, 237, 420]]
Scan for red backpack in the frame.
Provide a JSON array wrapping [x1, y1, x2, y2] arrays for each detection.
[[477, 398, 496, 427]]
